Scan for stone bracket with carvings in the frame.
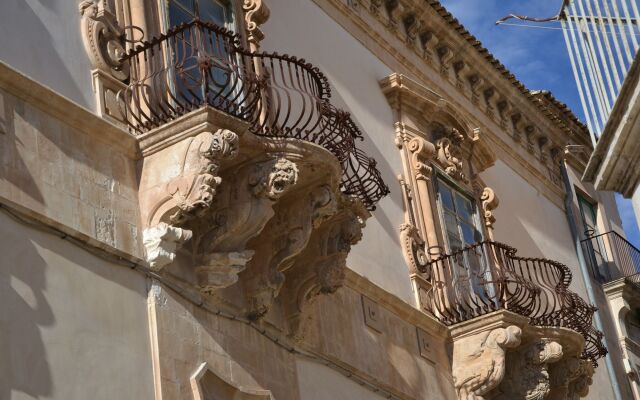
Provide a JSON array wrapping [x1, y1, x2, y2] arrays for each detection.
[[448, 310, 594, 400], [136, 108, 367, 327]]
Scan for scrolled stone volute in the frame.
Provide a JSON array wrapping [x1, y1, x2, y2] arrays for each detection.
[[452, 325, 522, 400], [79, 0, 129, 80]]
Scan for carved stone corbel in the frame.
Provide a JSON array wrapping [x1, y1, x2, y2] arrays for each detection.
[[419, 31, 439, 62], [525, 125, 537, 154], [192, 157, 299, 294], [168, 129, 240, 225], [468, 75, 485, 105], [453, 60, 469, 90], [143, 222, 193, 270], [283, 196, 368, 340], [243, 0, 270, 52], [497, 339, 564, 400], [452, 325, 523, 400], [385, 0, 404, 32], [480, 187, 499, 232], [403, 13, 420, 46], [497, 99, 512, 129], [437, 45, 454, 76], [244, 184, 337, 319], [566, 360, 594, 399], [511, 113, 523, 142]]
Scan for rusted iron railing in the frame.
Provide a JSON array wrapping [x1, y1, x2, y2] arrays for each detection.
[[419, 240, 607, 365], [581, 230, 640, 289], [117, 19, 388, 210]]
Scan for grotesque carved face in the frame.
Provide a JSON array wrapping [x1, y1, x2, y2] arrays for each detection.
[[266, 158, 299, 200]]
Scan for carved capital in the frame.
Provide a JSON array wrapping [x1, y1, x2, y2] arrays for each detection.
[[143, 223, 193, 270], [168, 129, 239, 225], [243, 0, 270, 50], [79, 0, 129, 80], [453, 325, 523, 400]]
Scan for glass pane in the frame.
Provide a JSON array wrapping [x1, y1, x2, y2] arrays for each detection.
[[454, 193, 474, 223], [438, 184, 455, 211], [444, 211, 459, 238], [460, 222, 479, 246], [169, 0, 195, 26], [198, 0, 226, 25]]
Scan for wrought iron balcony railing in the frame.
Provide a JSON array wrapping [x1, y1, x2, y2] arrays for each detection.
[[117, 19, 389, 210], [419, 240, 607, 365], [582, 230, 640, 288]]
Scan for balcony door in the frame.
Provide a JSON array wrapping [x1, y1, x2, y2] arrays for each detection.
[[163, 0, 236, 109], [435, 176, 491, 302]]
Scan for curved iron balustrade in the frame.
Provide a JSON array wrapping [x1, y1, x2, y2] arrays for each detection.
[[419, 240, 607, 366], [117, 19, 388, 210]]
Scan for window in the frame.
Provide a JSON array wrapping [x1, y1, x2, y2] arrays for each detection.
[[162, 0, 237, 111], [435, 176, 490, 298], [578, 193, 610, 280], [435, 177, 483, 252], [166, 0, 231, 28]]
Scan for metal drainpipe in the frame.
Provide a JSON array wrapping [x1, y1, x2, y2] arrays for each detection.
[[560, 158, 623, 400]]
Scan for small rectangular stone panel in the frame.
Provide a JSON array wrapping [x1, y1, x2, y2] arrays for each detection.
[[361, 295, 383, 333]]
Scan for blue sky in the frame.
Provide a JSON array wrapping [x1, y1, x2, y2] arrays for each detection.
[[439, 0, 640, 247]]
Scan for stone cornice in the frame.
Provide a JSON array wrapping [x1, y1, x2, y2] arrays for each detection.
[[0, 61, 137, 158], [312, 0, 571, 206], [583, 53, 640, 197]]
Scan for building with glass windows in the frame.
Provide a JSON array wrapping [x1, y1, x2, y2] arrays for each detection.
[[0, 0, 637, 399]]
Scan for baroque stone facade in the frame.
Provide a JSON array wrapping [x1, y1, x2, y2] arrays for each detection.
[[0, 0, 632, 399]]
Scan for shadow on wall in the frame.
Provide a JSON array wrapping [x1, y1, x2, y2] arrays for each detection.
[[0, 0, 88, 107], [328, 82, 402, 245], [0, 228, 54, 398]]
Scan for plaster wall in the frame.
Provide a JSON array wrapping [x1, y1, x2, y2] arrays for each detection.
[[296, 359, 390, 400], [0, 210, 154, 400], [261, 0, 412, 304], [0, 0, 94, 110]]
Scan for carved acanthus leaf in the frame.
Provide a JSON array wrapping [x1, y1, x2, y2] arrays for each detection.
[[79, 0, 129, 80], [168, 129, 239, 225]]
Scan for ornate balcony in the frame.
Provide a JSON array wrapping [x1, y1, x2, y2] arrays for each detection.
[[414, 240, 607, 366], [117, 19, 388, 211], [92, 19, 391, 324]]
